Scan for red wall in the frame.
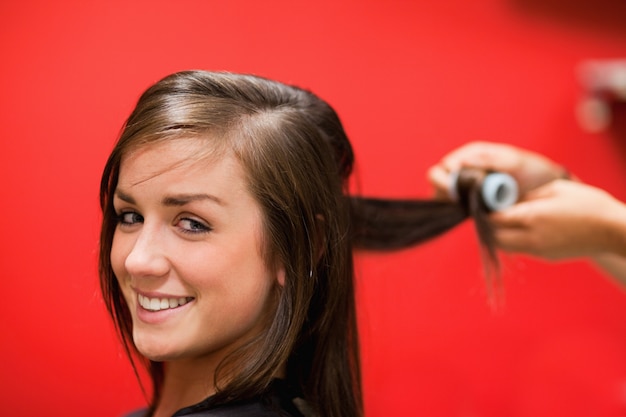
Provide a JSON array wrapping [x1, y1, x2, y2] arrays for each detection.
[[1, 1, 626, 416]]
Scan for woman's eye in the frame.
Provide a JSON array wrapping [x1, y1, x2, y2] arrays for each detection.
[[118, 211, 143, 226], [177, 218, 211, 234]]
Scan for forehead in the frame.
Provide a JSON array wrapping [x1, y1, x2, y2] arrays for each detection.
[[117, 138, 247, 195]]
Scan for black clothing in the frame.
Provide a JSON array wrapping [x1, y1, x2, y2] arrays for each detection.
[[125, 380, 308, 417]]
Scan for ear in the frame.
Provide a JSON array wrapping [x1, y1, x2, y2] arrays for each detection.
[[276, 265, 286, 287]]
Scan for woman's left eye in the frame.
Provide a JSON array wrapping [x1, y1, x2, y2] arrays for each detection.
[[177, 217, 211, 234]]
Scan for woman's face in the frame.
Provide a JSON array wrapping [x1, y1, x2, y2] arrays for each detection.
[[110, 138, 283, 365]]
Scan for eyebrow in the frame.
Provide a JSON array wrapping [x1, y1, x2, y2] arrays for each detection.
[[114, 190, 224, 206], [162, 193, 223, 206]]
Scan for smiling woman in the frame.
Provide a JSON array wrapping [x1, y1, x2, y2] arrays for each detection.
[[98, 70, 495, 417], [111, 142, 277, 375], [99, 71, 366, 417]]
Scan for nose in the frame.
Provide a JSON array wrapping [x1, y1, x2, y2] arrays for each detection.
[[123, 225, 171, 279]]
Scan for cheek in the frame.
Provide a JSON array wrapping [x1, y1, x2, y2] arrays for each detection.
[[195, 249, 278, 315]]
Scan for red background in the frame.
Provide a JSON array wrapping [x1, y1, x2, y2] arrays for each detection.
[[1, 1, 626, 416]]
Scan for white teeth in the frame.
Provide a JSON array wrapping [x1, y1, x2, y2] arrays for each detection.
[[138, 294, 193, 312]]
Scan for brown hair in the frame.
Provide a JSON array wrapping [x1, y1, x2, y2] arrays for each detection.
[[351, 168, 503, 303], [99, 70, 501, 417], [100, 71, 361, 417]]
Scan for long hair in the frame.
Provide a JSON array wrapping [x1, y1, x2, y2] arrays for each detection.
[[99, 70, 502, 417], [100, 71, 362, 417]]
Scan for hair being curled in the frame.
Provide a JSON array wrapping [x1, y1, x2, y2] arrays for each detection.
[[99, 70, 499, 417]]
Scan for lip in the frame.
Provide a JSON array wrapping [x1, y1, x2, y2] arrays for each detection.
[[133, 290, 195, 325]]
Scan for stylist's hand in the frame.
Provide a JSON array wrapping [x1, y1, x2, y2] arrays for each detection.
[[428, 141, 568, 199], [491, 180, 626, 260]]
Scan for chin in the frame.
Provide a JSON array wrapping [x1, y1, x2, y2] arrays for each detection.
[[139, 350, 171, 362], [133, 335, 180, 362]]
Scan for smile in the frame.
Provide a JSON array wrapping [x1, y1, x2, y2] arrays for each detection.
[[138, 294, 194, 312]]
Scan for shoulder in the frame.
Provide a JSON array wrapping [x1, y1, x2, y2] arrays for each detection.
[[120, 402, 298, 417], [122, 381, 311, 417], [121, 402, 298, 417], [175, 401, 296, 417], [175, 380, 309, 417]]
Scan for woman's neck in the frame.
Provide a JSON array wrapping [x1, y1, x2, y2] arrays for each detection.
[[151, 355, 287, 417], [152, 359, 221, 417]]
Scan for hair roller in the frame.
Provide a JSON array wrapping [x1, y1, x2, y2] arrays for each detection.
[[450, 168, 518, 212]]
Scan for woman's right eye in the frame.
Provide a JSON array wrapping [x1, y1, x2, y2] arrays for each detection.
[[117, 211, 144, 226]]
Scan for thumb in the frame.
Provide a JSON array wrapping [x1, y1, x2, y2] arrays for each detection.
[[490, 199, 537, 227]]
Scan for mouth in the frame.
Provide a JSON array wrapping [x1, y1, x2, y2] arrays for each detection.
[[138, 294, 195, 312]]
